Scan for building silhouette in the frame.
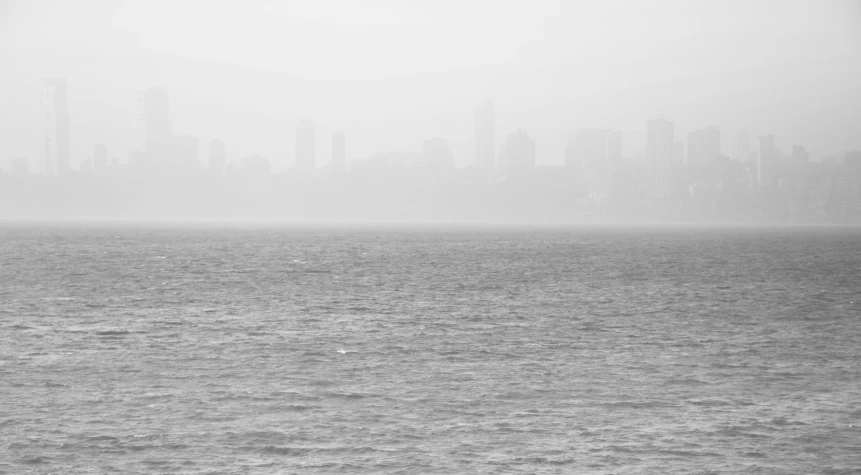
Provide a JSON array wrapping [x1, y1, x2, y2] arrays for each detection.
[[475, 101, 495, 173], [296, 119, 316, 170], [93, 144, 107, 173], [757, 135, 777, 188], [791, 145, 809, 166], [646, 118, 675, 167], [209, 139, 226, 175], [331, 132, 346, 173], [645, 118, 676, 199], [171, 135, 200, 169], [686, 126, 720, 166], [42, 78, 70, 174], [565, 129, 622, 174], [138, 87, 173, 165], [240, 154, 271, 175], [607, 131, 622, 171], [422, 137, 454, 169], [500, 129, 535, 175], [735, 132, 752, 162], [9, 158, 29, 176]]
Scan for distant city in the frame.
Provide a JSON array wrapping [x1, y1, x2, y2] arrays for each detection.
[[2, 78, 860, 223]]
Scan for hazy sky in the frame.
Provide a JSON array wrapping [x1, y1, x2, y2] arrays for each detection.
[[1, 0, 859, 169]]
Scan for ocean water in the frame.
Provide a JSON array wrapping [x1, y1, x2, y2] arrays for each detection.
[[1, 225, 860, 474]]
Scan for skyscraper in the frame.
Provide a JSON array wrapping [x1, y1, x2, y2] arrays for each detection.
[[645, 117, 675, 199], [42, 78, 70, 174], [686, 126, 721, 166], [791, 145, 809, 166], [331, 132, 346, 173], [646, 118, 675, 167], [422, 137, 454, 169], [500, 129, 535, 174], [138, 87, 173, 163], [240, 154, 272, 175], [606, 130, 623, 170], [171, 135, 200, 169], [757, 135, 777, 187], [93, 144, 107, 173], [209, 139, 226, 175], [735, 132, 752, 162], [475, 101, 495, 172], [565, 129, 622, 173], [296, 119, 316, 170]]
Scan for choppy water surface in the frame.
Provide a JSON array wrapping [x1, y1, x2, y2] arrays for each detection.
[[1, 225, 860, 474]]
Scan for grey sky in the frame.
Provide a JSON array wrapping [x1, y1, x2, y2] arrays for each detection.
[[1, 0, 859, 169]]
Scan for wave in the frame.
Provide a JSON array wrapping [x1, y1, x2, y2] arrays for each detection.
[[663, 377, 710, 386], [95, 330, 134, 336], [599, 401, 679, 409]]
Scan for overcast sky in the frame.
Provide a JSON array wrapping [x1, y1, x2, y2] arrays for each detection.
[[1, 0, 859, 169]]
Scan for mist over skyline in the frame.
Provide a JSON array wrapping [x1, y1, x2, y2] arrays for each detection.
[[4, 4, 861, 471], [2, 0, 860, 169]]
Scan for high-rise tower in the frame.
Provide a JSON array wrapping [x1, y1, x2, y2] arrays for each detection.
[[138, 87, 173, 162], [565, 129, 622, 173], [93, 144, 107, 173], [500, 129, 535, 175], [475, 101, 495, 172], [296, 119, 316, 170], [422, 137, 454, 169], [735, 132, 752, 162], [209, 139, 226, 175], [686, 126, 721, 166], [42, 79, 70, 174], [331, 132, 346, 173], [757, 135, 777, 187], [645, 117, 675, 199]]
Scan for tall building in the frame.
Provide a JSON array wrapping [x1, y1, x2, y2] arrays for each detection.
[[735, 132, 752, 162], [9, 158, 29, 176], [839, 151, 861, 168], [606, 130, 622, 170], [138, 87, 173, 163], [331, 132, 346, 173], [824, 151, 861, 218], [171, 135, 200, 170], [686, 126, 720, 166], [646, 118, 675, 168], [296, 119, 316, 170], [475, 101, 495, 172], [422, 137, 454, 169], [500, 129, 535, 174], [565, 129, 622, 173], [757, 135, 777, 187], [674, 141, 685, 164], [42, 79, 70, 174], [645, 117, 676, 198], [240, 154, 272, 175], [93, 144, 107, 173], [791, 145, 809, 166], [209, 139, 226, 175]]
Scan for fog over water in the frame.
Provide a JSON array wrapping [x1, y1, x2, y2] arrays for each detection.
[[2, 2, 861, 472]]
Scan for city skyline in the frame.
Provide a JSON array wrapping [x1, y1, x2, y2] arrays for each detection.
[[3, 79, 857, 175], [2, 0, 859, 223], [2, 78, 859, 225], [2, 1, 859, 171], [4, 3, 861, 474]]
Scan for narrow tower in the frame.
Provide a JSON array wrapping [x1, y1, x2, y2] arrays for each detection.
[[42, 78, 70, 174]]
